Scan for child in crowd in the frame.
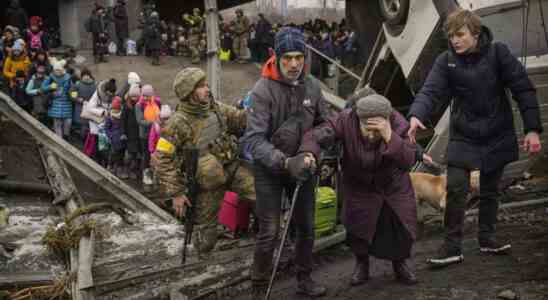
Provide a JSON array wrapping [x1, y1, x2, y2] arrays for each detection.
[[106, 96, 128, 179], [70, 68, 97, 141], [3, 41, 31, 90], [148, 104, 172, 155], [25, 64, 49, 125], [25, 16, 49, 58], [122, 84, 142, 179], [12, 70, 31, 112], [42, 59, 72, 139], [29, 49, 51, 76], [135, 84, 160, 185]]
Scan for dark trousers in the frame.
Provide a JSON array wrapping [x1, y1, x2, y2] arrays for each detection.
[[445, 166, 504, 251], [251, 166, 316, 285], [140, 138, 150, 171]]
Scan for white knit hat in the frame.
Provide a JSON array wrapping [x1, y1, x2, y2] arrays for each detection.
[[160, 104, 172, 120], [128, 72, 141, 85]]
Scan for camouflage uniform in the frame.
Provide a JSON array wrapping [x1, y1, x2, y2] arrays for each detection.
[[232, 9, 250, 61], [187, 8, 204, 64], [153, 68, 255, 258]]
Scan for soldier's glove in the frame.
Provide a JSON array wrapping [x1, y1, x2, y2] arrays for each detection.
[[285, 152, 316, 182]]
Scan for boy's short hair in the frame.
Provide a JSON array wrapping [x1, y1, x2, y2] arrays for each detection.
[[445, 9, 482, 37]]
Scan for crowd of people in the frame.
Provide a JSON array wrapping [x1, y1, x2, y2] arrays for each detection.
[[83, 0, 358, 79]]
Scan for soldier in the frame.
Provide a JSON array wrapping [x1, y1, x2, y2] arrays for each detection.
[[153, 68, 255, 258], [192, 8, 204, 29], [232, 9, 250, 63], [188, 22, 203, 64]]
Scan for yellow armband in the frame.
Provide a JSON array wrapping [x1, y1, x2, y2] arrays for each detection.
[[156, 137, 175, 154]]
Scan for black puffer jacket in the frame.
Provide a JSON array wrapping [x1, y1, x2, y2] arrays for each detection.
[[409, 26, 542, 173]]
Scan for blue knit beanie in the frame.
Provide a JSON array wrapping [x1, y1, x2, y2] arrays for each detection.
[[274, 27, 305, 58]]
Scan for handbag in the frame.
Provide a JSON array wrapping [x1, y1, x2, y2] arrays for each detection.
[[80, 101, 105, 124]]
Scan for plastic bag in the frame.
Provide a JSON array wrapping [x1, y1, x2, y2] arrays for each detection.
[[126, 39, 137, 56], [97, 130, 111, 152], [108, 41, 117, 55], [219, 49, 231, 61]]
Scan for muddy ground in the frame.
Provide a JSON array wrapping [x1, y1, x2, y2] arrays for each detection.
[[78, 51, 261, 108], [234, 206, 548, 300]]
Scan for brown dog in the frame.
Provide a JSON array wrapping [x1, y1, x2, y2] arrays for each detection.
[[410, 171, 480, 212]]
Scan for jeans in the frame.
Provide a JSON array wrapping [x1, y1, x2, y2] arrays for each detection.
[[53, 118, 72, 138], [445, 166, 504, 251], [251, 165, 316, 286]]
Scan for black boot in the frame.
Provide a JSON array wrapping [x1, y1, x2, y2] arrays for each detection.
[[350, 255, 369, 286], [296, 273, 327, 297], [392, 260, 418, 285]]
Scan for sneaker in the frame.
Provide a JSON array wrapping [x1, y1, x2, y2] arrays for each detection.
[[479, 239, 511, 255], [427, 244, 464, 267]]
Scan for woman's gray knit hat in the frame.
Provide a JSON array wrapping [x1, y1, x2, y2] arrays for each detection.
[[356, 94, 393, 120]]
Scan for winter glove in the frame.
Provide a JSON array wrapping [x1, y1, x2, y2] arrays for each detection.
[[285, 152, 316, 182]]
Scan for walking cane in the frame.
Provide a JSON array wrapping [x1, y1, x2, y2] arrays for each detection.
[[264, 181, 303, 300]]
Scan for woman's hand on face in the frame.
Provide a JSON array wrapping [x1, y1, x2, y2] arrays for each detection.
[[366, 117, 392, 143]]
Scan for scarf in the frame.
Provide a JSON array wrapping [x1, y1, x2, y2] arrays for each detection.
[[179, 100, 211, 118]]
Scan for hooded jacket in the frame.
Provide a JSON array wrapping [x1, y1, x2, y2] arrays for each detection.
[[87, 80, 112, 134], [409, 26, 542, 173], [241, 55, 330, 172], [42, 73, 72, 119]]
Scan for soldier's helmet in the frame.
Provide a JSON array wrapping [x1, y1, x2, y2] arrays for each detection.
[[173, 68, 207, 100], [193, 8, 201, 14]]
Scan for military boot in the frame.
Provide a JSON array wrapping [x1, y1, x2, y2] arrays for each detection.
[[296, 273, 327, 297]]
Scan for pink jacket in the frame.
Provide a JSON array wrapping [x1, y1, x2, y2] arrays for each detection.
[[148, 122, 161, 154]]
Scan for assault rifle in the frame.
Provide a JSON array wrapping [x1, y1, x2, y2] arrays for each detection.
[[181, 147, 199, 265]]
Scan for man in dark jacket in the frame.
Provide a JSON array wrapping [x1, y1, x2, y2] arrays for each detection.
[[242, 27, 330, 298], [87, 5, 110, 63], [255, 14, 272, 63], [408, 9, 543, 268], [144, 12, 162, 65], [113, 0, 129, 56]]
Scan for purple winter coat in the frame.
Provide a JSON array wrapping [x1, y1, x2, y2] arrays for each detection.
[[301, 109, 418, 243], [105, 116, 125, 152]]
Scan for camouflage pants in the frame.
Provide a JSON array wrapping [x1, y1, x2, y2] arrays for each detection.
[[192, 161, 255, 257], [189, 39, 201, 64], [233, 35, 248, 59]]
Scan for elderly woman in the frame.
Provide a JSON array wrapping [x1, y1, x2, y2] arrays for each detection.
[[300, 94, 418, 286]]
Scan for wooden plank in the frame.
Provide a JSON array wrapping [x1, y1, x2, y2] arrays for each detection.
[[39, 147, 95, 300], [0, 179, 51, 194], [0, 91, 175, 223], [0, 271, 54, 288]]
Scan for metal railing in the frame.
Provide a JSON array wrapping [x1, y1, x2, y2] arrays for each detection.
[[304, 42, 362, 81]]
